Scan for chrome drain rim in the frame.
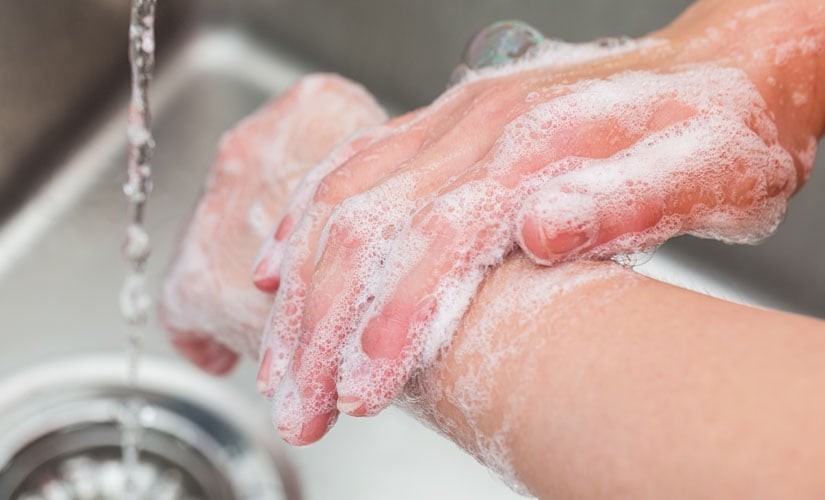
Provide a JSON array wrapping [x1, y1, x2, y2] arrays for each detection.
[[0, 354, 299, 500]]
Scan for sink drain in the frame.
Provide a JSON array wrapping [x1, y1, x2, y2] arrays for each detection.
[[0, 355, 299, 500]]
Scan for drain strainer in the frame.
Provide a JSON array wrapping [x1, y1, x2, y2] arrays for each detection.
[[0, 355, 300, 500]]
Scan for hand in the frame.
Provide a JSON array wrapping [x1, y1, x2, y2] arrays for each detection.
[[159, 74, 386, 374], [256, 0, 822, 445]]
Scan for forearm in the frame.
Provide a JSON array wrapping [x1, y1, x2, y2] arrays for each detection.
[[405, 255, 825, 498]]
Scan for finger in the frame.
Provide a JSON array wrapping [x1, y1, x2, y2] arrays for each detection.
[[273, 205, 378, 442], [334, 191, 504, 418], [271, 369, 339, 446], [249, 76, 391, 292], [256, 127, 429, 397], [252, 128, 385, 292], [252, 106, 439, 293], [257, 88, 488, 398], [256, 215, 319, 399], [169, 330, 240, 376], [518, 113, 796, 265], [273, 309, 346, 444]]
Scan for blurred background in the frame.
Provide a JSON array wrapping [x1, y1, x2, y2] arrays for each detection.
[[0, 0, 697, 214], [0, 1, 822, 499]]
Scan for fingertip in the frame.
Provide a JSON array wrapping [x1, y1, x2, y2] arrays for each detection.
[[519, 213, 594, 265], [336, 353, 379, 416], [279, 410, 338, 446], [170, 333, 240, 376], [205, 349, 240, 376], [336, 395, 368, 417], [300, 410, 339, 445], [252, 233, 286, 293], [336, 372, 392, 418], [253, 273, 281, 293], [252, 256, 281, 292], [518, 188, 601, 265], [273, 377, 338, 445]]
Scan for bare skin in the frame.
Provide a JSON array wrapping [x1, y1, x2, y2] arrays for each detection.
[[419, 257, 825, 498], [159, 0, 825, 497]]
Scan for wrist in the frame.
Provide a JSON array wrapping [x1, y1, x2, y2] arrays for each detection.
[[662, 0, 825, 182], [400, 257, 634, 496]]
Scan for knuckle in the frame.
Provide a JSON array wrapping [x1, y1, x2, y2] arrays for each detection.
[[312, 160, 364, 204], [313, 176, 339, 204], [325, 197, 370, 247]]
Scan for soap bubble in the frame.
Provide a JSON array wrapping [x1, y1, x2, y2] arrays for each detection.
[[449, 20, 545, 86], [462, 21, 545, 70]]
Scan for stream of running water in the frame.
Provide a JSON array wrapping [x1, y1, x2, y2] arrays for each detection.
[[119, 0, 157, 497]]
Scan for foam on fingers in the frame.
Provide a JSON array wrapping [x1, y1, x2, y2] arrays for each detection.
[[274, 344, 341, 444], [252, 125, 394, 292], [333, 191, 512, 416], [258, 108, 442, 396], [518, 113, 796, 264]]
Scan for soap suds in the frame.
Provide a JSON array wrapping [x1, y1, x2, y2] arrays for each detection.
[[454, 37, 667, 86], [160, 74, 386, 356], [399, 259, 633, 496]]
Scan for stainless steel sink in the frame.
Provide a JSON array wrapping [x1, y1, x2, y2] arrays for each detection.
[[0, 1, 823, 499]]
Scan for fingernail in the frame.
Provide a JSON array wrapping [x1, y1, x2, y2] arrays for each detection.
[[336, 355, 375, 416], [337, 395, 367, 416], [253, 257, 281, 292], [524, 210, 596, 260], [257, 348, 273, 398], [541, 230, 591, 255]]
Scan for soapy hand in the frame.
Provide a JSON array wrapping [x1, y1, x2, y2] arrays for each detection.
[[159, 74, 386, 374], [159, 0, 821, 448], [255, 7, 820, 445]]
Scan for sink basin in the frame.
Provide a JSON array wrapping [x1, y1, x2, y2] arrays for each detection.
[[0, 1, 822, 499]]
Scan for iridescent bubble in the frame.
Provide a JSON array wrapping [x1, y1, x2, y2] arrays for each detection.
[[449, 20, 544, 86], [463, 20, 545, 70]]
